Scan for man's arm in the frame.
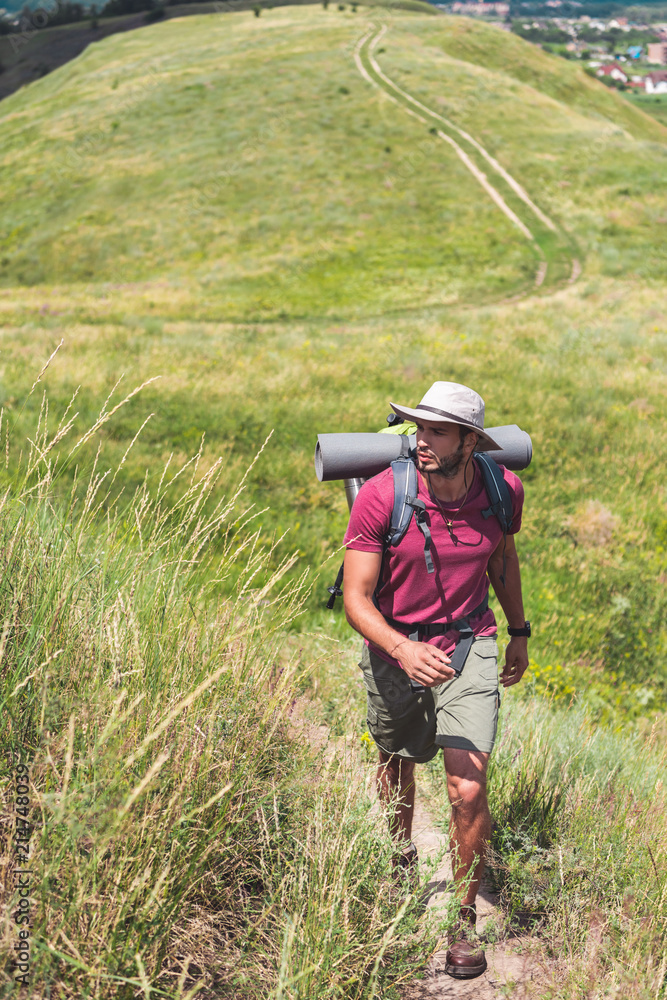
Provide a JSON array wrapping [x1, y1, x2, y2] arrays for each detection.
[[487, 533, 530, 688], [343, 548, 454, 687]]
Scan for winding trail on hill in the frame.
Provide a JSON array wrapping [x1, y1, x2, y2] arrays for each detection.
[[353, 28, 536, 243], [354, 24, 581, 297]]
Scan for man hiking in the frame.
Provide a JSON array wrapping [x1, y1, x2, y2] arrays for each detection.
[[342, 380, 530, 979]]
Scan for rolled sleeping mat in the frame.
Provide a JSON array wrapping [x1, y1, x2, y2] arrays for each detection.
[[479, 425, 532, 471], [314, 432, 415, 482], [315, 424, 531, 482]]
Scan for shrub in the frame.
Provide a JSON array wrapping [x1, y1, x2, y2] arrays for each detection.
[[144, 4, 165, 20]]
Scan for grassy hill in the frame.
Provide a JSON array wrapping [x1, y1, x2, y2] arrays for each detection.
[[1, 7, 531, 309], [0, 1, 330, 102], [1, 6, 665, 298], [0, 6, 665, 701], [1, 6, 666, 996]]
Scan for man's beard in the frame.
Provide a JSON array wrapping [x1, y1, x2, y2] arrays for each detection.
[[419, 441, 465, 480]]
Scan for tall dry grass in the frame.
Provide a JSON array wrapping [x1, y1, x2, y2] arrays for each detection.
[[486, 700, 667, 999], [0, 382, 440, 998]]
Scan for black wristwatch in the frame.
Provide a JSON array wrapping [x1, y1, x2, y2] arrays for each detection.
[[507, 621, 531, 638]]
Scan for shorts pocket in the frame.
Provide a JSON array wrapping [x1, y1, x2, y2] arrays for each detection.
[[360, 647, 435, 758], [471, 638, 498, 681], [365, 667, 418, 732]]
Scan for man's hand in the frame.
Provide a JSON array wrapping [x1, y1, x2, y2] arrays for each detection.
[[343, 549, 454, 687], [500, 636, 529, 688], [395, 640, 455, 687]]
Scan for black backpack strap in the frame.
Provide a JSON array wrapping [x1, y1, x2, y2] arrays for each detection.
[[475, 453, 513, 533], [385, 457, 417, 546], [475, 452, 513, 585], [405, 497, 434, 574], [326, 562, 344, 610], [386, 458, 434, 574]]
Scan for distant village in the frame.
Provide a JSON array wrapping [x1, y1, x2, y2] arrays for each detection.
[[441, 2, 667, 93]]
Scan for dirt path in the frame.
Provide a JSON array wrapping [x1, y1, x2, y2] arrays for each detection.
[[366, 26, 558, 237], [291, 700, 544, 997], [353, 29, 536, 244], [353, 24, 582, 298], [401, 790, 541, 999]]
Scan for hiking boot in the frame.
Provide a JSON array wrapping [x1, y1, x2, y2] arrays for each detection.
[[445, 902, 487, 979], [392, 841, 419, 892]]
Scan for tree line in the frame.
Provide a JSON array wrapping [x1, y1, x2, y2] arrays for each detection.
[[0, 0, 232, 34]]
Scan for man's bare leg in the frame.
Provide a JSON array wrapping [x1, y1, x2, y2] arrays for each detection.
[[377, 749, 415, 844], [443, 748, 490, 978], [443, 748, 491, 905]]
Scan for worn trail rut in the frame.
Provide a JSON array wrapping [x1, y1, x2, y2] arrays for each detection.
[[353, 24, 581, 300], [400, 791, 540, 999], [292, 701, 544, 997]]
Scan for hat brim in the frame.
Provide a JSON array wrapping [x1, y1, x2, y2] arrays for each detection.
[[389, 403, 502, 451]]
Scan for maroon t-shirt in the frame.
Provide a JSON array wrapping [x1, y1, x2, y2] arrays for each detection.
[[343, 461, 524, 664]]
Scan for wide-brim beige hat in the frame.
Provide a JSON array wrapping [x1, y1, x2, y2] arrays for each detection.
[[390, 381, 501, 451]]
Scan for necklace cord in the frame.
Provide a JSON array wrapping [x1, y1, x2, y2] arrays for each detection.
[[427, 450, 475, 544]]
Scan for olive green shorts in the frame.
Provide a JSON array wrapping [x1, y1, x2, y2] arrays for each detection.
[[360, 636, 501, 762]]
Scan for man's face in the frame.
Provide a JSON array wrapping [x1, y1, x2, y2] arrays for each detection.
[[415, 420, 469, 479]]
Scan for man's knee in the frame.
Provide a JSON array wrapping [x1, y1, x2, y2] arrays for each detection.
[[448, 776, 487, 814]]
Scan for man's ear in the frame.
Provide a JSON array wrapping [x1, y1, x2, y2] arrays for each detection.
[[464, 431, 479, 454]]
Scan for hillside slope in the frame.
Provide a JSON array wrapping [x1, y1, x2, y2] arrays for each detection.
[[1, 6, 665, 314], [363, 16, 667, 283], [424, 16, 667, 137], [0, 5, 664, 711], [0, 12, 665, 997], [0, 8, 531, 313]]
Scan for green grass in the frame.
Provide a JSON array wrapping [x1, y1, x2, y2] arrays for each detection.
[[0, 8, 531, 310], [0, 408, 444, 998], [1, 273, 665, 719], [625, 90, 667, 127], [3, 1, 411, 104], [416, 699, 667, 999], [368, 17, 667, 282], [0, 6, 665, 716], [0, 9, 666, 992]]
